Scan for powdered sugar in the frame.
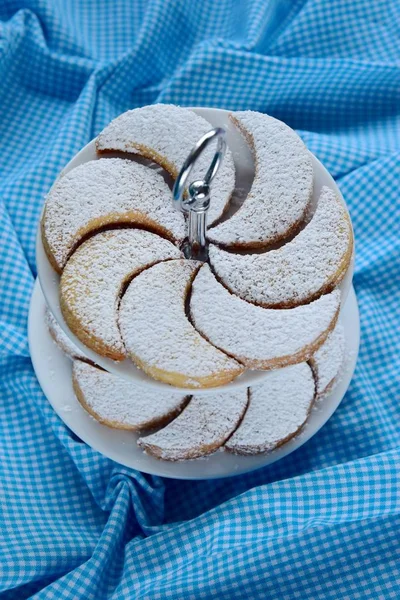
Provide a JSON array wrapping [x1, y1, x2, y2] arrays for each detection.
[[138, 389, 248, 460], [119, 260, 243, 388], [96, 104, 235, 226], [226, 363, 315, 455], [42, 158, 186, 271], [73, 361, 187, 430], [209, 186, 352, 307], [208, 111, 313, 247], [60, 229, 181, 359], [310, 322, 345, 396], [190, 265, 341, 369]]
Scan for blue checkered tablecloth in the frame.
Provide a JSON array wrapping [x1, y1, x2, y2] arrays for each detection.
[[1, 1, 399, 598]]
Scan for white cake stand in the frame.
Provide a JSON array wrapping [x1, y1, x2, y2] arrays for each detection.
[[35, 106, 355, 395], [29, 280, 359, 480]]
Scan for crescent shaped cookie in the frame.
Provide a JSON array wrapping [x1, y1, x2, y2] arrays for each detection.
[[118, 259, 244, 389], [45, 308, 92, 364], [138, 389, 249, 460], [60, 229, 182, 361], [96, 104, 235, 226], [309, 322, 345, 397], [190, 265, 340, 370], [72, 361, 188, 431], [225, 363, 315, 455], [42, 158, 186, 272], [209, 186, 353, 308], [208, 110, 313, 248]]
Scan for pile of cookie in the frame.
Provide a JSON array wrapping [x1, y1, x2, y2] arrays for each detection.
[[42, 104, 352, 460]]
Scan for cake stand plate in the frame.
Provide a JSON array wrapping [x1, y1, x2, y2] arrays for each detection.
[[29, 279, 359, 480], [36, 106, 355, 394]]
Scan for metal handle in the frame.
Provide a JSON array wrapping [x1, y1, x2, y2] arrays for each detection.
[[173, 128, 227, 260]]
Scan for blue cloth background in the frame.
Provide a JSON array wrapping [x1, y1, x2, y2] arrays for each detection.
[[1, 1, 399, 598]]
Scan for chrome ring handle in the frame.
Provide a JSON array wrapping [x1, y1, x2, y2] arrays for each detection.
[[172, 127, 227, 213], [172, 128, 227, 260]]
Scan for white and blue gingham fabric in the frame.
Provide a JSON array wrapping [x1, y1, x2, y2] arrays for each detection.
[[1, 1, 400, 598]]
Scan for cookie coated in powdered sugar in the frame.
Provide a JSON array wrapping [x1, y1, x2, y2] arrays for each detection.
[[96, 104, 235, 226], [208, 110, 313, 248], [209, 186, 353, 308], [225, 363, 315, 455], [309, 322, 346, 397], [42, 158, 186, 272], [72, 361, 188, 431], [190, 265, 341, 370], [60, 229, 182, 361], [45, 307, 90, 363], [118, 259, 244, 389], [138, 389, 249, 460]]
